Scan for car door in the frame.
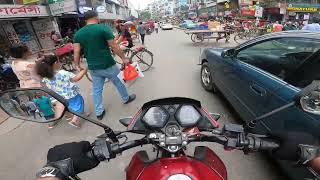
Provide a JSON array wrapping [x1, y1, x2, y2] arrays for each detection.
[[228, 37, 320, 179], [229, 38, 319, 129]]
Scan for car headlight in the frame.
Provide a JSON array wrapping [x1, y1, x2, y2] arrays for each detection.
[[175, 105, 201, 127], [142, 107, 169, 128]]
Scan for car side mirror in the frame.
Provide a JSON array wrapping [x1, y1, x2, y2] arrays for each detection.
[[210, 113, 221, 121], [221, 49, 236, 58], [119, 117, 132, 127]]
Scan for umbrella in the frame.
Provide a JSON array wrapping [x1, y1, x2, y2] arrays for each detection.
[[124, 21, 134, 25]]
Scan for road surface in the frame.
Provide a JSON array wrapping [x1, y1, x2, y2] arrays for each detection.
[[0, 29, 286, 180]]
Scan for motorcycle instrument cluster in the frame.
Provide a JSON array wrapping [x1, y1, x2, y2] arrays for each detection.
[[142, 105, 201, 128], [142, 106, 169, 128], [175, 105, 201, 127]]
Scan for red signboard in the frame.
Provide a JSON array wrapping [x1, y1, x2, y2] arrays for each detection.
[[241, 9, 255, 16], [0, 5, 48, 18]]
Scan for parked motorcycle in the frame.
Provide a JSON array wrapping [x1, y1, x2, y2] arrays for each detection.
[[1, 81, 320, 180]]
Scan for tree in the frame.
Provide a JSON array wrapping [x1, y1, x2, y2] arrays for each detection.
[[139, 11, 151, 21]]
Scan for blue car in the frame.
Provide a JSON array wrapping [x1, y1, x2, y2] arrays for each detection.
[[200, 31, 320, 179]]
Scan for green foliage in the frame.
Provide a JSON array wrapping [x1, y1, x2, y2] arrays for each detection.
[[140, 11, 151, 21]]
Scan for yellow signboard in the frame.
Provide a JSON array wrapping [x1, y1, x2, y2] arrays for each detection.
[[287, 7, 318, 12], [23, 0, 39, 4]]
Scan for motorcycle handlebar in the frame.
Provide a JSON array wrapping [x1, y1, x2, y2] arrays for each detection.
[[87, 132, 280, 162]]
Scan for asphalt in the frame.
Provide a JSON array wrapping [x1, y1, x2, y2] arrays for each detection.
[[0, 28, 286, 180]]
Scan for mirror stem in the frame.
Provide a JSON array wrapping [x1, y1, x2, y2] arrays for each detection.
[[71, 111, 119, 143], [246, 102, 296, 131]]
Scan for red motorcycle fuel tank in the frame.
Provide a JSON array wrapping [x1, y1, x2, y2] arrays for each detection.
[[126, 147, 227, 180]]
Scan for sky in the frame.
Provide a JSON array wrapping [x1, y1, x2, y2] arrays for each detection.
[[130, 0, 154, 10]]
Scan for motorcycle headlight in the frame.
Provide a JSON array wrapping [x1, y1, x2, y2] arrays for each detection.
[[167, 174, 192, 180], [175, 105, 201, 127], [142, 106, 169, 128]]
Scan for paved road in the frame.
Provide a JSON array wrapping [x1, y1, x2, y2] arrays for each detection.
[[0, 29, 286, 180]]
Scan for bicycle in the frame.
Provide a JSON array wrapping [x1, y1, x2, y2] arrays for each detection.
[[84, 45, 153, 83]]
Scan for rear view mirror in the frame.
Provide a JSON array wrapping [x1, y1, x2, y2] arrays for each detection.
[[119, 117, 132, 127], [0, 89, 66, 123]]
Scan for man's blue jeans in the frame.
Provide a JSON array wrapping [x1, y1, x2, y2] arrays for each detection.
[[90, 65, 129, 116]]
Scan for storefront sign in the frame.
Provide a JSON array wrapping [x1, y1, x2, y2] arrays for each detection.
[[287, 4, 318, 12], [49, 0, 77, 15], [76, 0, 92, 14], [255, 6, 263, 17], [23, 0, 39, 5], [32, 19, 56, 49], [0, 5, 48, 18], [241, 9, 255, 16]]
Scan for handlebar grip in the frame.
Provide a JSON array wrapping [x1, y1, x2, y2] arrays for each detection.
[[247, 136, 280, 152], [259, 139, 280, 151]]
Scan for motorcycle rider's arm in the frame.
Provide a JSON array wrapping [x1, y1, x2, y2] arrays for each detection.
[[73, 43, 81, 68], [107, 39, 129, 64]]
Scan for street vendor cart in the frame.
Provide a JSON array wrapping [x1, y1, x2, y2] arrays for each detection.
[[184, 29, 231, 43]]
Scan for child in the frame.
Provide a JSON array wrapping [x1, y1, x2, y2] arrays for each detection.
[[35, 55, 87, 128], [10, 45, 41, 88], [33, 92, 55, 120]]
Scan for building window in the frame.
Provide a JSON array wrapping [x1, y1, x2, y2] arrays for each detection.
[[115, 5, 120, 15], [0, 0, 13, 4], [106, 2, 113, 13]]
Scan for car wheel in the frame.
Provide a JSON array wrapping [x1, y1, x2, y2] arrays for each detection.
[[201, 62, 216, 92]]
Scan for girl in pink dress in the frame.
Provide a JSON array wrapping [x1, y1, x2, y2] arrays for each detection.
[[10, 45, 41, 88]]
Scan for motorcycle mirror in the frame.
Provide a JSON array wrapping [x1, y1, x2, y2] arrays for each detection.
[[119, 117, 132, 127], [210, 113, 221, 121], [0, 88, 66, 122], [0, 88, 119, 142], [294, 80, 320, 103], [299, 90, 320, 115]]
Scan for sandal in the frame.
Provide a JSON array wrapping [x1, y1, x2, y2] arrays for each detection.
[[68, 121, 81, 128], [48, 121, 58, 129]]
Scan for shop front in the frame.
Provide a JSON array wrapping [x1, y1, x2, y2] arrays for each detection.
[[49, 0, 81, 38], [0, 5, 52, 54], [264, 7, 283, 22], [287, 4, 319, 22]]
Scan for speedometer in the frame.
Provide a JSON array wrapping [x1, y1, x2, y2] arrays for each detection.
[[142, 107, 169, 128], [176, 105, 201, 127]]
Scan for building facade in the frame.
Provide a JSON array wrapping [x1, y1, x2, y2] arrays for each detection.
[[0, 0, 133, 54]]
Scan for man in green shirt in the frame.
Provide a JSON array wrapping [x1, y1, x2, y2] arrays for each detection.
[[73, 11, 136, 120]]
